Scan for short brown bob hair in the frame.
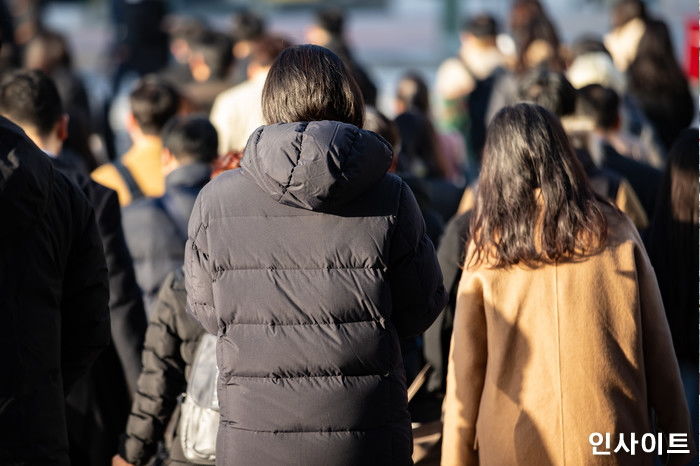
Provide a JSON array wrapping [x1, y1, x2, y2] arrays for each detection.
[[262, 44, 364, 128]]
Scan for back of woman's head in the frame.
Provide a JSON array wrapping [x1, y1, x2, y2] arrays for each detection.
[[262, 44, 364, 128], [396, 72, 430, 115], [470, 103, 607, 268], [628, 19, 685, 94], [394, 110, 442, 177], [24, 30, 72, 73]]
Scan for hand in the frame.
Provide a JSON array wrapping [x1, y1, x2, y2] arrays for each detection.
[[112, 455, 134, 466]]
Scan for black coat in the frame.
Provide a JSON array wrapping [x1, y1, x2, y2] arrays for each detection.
[[120, 268, 205, 465], [185, 121, 447, 466], [52, 157, 147, 465], [123, 162, 211, 314], [423, 211, 470, 395], [0, 117, 111, 465], [600, 142, 662, 221]]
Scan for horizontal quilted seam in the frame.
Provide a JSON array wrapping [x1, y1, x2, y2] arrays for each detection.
[[214, 265, 387, 272], [223, 373, 391, 381], [206, 213, 396, 221], [219, 423, 392, 434], [225, 319, 384, 326]]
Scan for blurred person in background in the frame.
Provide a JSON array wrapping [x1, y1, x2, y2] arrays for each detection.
[[435, 14, 509, 171], [396, 71, 466, 185], [24, 29, 89, 123], [441, 103, 694, 465], [394, 74, 448, 180], [0, 114, 110, 465], [161, 16, 207, 88], [394, 107, 463, 223], [122, 116, 217, 314], [183, 30, 233, 114], [0, 0, 18, 74], [575, 83, 662, 226], [93, 76, 181, 206], [509, 0, 565, 73], [230, 9, 266, 86], [575, 83, 662, 168], [209, 34, 289, 156], [645, 128, 699, 438], [23, 28, 98, 173], [186, 44, 446, 465], [7, 0, 43, 48], [365, 106, 444, 247], [516, 68, 649, 230], [306, 7, 377, 106], [566, 35, 664, 165], [111, 0, 169, 91], [605, 0, 694, 152], [0, 69, 147, 465]]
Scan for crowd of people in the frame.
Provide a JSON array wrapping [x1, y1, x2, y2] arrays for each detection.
[[0, 0, 697, 465]]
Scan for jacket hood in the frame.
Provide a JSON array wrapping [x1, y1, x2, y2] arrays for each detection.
[[0, 117, 52, 237], [241, 121, 393, 211]]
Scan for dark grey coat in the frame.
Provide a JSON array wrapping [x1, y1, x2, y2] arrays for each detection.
[[185, 121, 446, 466]]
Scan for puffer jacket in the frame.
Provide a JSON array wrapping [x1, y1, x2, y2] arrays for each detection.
[[0, 116, 110, 465], [119, 268, 205, 465], [185, 120, 447, 466]]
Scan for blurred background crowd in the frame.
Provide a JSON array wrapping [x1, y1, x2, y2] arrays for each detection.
[[0, 0, 696, 464]]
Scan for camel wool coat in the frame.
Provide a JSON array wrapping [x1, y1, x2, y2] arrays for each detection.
[[442, 204, 695, 466]]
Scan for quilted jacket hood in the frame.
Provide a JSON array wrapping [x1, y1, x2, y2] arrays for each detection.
[[241, 120, 393, 212]]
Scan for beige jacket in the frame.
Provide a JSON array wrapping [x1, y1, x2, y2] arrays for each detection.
[[442, 205, 694, 465]]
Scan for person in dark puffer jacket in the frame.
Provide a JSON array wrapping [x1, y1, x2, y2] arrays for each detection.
[[185, 45, 447, 466], [116, 268, 206, 466]]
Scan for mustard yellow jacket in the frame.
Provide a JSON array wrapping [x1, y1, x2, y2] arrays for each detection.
[[91, 137, 164, 206]]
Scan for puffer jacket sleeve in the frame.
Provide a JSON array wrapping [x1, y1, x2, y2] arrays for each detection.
[[119, 270, 193, 465], [388, 181, 447, 338], [60, 174, 111, 394], [184, 193, 218, 335], [441, 270, 486, 466], [634, 241, 697, 465]]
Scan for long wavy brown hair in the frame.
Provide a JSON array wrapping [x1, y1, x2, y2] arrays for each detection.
[[468, 103, 608, 268]]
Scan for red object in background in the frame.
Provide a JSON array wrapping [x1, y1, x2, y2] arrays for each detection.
[[685, 18, 699, 81]]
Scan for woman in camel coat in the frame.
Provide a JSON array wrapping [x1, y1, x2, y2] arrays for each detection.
[[441, 103, 694, 466]]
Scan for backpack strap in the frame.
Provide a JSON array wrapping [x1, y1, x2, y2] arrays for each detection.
[[156, 193, 189, 242], [114, 160, 144, 202]]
